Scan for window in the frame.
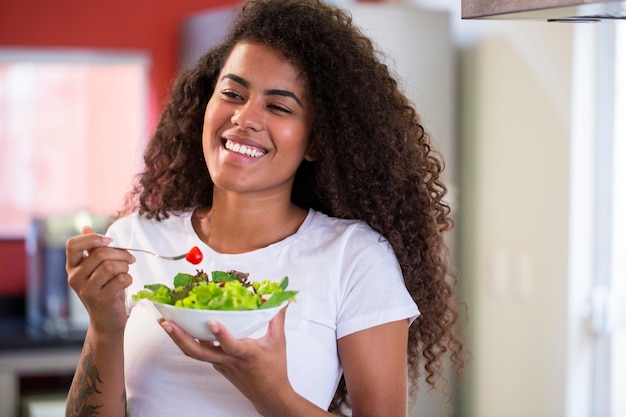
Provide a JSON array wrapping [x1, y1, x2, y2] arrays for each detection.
[[567, 22, 626, 417], [0, 50, 148, 237], [609, 22, 626, 417]]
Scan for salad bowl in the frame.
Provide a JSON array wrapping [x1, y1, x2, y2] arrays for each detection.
[[152, 301, 286, 341], [134, 269, 297, 341]]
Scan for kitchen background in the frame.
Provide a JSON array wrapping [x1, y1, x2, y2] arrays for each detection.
[[0, 0, 624, 416]]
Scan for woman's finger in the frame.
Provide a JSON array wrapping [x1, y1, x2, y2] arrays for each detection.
[[158, 319, 228, 362], [65, 228, 113, 268], [78, 260, 132, 296], [208, 321, 247, 357]]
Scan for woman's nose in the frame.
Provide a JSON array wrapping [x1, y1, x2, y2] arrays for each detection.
[[230, 103, 263, 132]]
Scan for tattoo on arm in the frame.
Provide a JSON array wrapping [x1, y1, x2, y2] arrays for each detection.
[[66, 337, 118, 417]]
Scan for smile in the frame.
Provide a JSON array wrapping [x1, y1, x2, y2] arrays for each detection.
[[224, 139, 266, 158]]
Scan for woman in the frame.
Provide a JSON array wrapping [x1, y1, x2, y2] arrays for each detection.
[[65, 0, 464, 416]]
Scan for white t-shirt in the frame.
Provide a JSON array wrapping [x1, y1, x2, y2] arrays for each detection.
[[107, 208, 419, 417]]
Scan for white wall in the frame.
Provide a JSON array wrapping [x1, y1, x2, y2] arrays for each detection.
[[459, 22, 574, 417], [396, 1, 577, 416]]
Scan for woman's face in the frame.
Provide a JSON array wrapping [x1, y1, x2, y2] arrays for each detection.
[[202, 41, 315, 200]]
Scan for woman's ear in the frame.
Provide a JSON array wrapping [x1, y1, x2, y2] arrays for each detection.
[[304, 139, 317, 162]]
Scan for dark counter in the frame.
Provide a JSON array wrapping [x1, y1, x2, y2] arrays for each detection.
[[0, 318, 85, 352]]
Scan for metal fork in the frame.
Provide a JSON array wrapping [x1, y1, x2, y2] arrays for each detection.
[[109, 246, 187, 261]]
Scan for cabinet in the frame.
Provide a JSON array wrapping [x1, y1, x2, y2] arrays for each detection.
[[461, 0, 626, 20]]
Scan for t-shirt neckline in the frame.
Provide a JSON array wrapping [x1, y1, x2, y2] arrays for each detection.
[[183, 208, 316, 261]]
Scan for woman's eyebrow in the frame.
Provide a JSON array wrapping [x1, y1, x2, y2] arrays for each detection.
[[221, 73, 303, 107], [222, 73, 250, 88], [265, 89, 302, 107]]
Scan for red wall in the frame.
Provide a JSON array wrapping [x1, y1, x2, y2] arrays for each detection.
[[0, 240, 27, 295], [0, 0, 241, 126]]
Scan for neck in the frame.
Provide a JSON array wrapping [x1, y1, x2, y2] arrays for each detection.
[[193, 190, 307, 254]]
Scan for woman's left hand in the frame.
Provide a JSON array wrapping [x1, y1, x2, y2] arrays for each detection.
[[158, 305, 297, 415]]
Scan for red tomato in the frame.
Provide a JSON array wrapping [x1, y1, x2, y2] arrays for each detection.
[[185, 246, 203, 264]]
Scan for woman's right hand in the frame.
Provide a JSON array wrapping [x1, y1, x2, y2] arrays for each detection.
[[66, 226, 136, 335]]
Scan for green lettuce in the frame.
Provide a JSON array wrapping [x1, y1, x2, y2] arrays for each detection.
[[132, 270, 297, 310]]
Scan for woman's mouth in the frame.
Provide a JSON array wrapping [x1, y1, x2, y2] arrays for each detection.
[[224, 139, 266, 158]]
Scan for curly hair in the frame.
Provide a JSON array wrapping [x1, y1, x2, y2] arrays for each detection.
[[123, 0, 464, 412]]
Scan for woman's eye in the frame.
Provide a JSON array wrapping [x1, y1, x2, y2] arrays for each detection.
[[221, 90, 242, 100], [268, 104, 292, 114]]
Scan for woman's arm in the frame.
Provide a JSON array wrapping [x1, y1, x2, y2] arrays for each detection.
[[65, 228, 134, 417], [66, 328, 126, 417], [338, 320, 410, 417]]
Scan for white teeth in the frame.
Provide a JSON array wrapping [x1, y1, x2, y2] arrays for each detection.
[[225, 140, 266, 157]]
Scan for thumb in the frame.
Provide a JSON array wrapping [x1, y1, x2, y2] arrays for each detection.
[[81, 225, 96, 235], [266, 304, 289, 342]]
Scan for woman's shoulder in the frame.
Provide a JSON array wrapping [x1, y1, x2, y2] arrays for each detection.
[[306, 209, 387, 245]]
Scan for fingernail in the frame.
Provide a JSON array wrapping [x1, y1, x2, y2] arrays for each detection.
[[159, 319, 173, 334], [130, 254, 136, 263], [102, 236, 113, 244], [209, 322, 219, 334]]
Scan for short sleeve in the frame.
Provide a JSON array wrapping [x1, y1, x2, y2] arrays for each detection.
[[335, 226, 419, 339]]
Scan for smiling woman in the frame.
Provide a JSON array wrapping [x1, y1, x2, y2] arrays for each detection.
[[63, 1, 464, 417], [0, 50, 148, 237]]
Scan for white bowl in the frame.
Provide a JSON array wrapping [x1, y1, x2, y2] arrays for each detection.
[[151, 301, 285, 341]]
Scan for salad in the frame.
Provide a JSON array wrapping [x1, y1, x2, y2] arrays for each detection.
[[132, 269, 298, 311]]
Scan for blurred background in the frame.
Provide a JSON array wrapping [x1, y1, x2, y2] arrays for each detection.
[[0, 0, 624, 416]]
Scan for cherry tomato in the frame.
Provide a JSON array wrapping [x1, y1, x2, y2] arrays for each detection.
[[185, 246, 203, 264]]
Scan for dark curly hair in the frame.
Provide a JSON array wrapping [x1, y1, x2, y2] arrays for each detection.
[[123, 0, 464, 413]]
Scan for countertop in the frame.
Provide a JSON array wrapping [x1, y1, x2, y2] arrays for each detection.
[[0, 318, 85, 352]]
